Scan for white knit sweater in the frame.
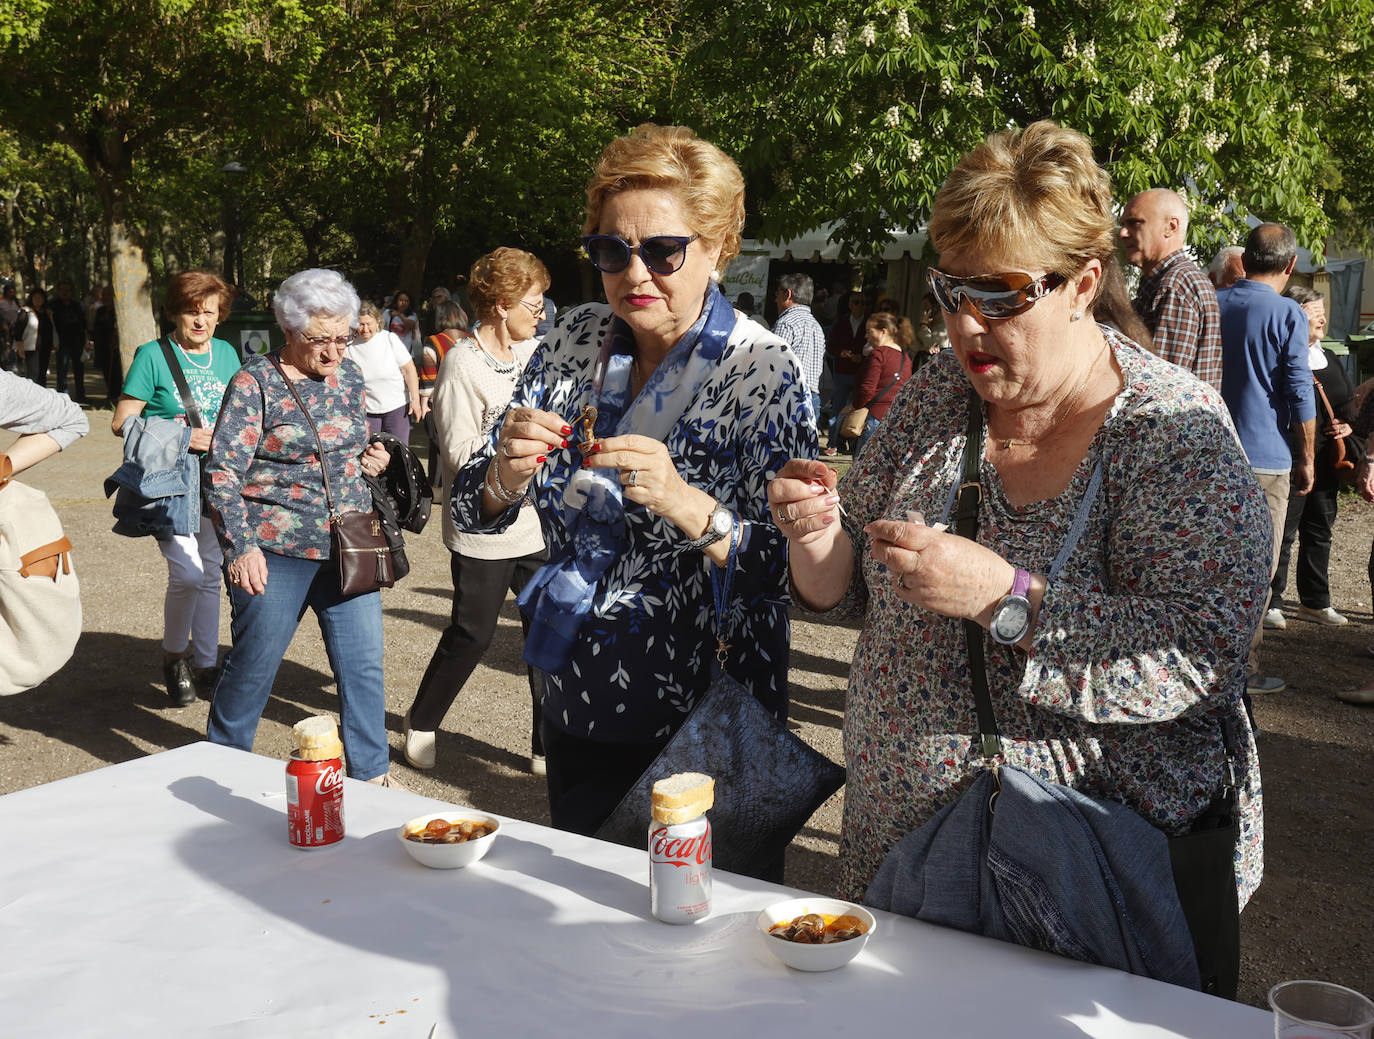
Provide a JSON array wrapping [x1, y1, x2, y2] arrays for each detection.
[[431, 335, 544, 559]]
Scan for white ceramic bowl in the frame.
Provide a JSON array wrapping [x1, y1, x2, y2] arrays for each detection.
[[397, 811, 501, 869], [756, 897, 877, 972]]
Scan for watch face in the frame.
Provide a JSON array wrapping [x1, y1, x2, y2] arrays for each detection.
[[711, 509, 733, 536], [991, 597, 1031, 643]]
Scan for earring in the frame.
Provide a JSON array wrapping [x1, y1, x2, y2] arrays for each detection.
[[1070, 311, 1083, 322]]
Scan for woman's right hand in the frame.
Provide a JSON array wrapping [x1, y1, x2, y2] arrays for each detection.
[[188, 428, 214, 453], [767, 459, 842, 545], [492, 407, 571, 489], [226, 548, 268, 596]]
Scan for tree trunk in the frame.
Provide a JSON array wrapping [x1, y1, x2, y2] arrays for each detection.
[[109, 212, 158, 376], [396, 209, 436, 298]]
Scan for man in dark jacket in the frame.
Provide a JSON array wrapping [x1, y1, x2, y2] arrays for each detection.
[[50, 280, 89, 404]]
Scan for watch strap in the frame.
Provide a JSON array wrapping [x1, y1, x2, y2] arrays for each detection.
[[1010, 567, 1031, 599], [685, 505, 731, 550]]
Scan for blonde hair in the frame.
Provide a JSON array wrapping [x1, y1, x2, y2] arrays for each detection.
[[583, 123, 745, 272], [929, 121, 1115, 286], [467, 248, 550, 323]]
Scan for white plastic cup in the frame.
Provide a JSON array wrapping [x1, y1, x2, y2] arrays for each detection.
[[1269, 980, 1374, 1039]]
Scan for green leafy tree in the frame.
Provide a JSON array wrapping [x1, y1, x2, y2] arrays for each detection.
[[678, 0, 1374, 259]]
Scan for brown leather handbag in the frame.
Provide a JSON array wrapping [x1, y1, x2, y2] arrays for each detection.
[[269, 356, 397, 596], [1313, 378, 1359, 483]]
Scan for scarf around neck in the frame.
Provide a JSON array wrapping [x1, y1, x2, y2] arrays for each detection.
[[516, 283, 736, 673]]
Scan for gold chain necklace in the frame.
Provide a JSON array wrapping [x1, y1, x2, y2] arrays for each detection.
[[991, 342, 1107, 450]]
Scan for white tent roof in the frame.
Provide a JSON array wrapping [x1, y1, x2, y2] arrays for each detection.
[[743, 222, 928, 262]]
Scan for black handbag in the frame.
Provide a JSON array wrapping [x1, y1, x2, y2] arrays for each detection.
[[269, 355, 397, 596], [595, 517, 846, 879]]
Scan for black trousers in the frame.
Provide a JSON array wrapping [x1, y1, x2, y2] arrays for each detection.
[[541, 721, 669, 837], [55, 342, 85, 401], [407, 549, 545, 749], [25, 343, 51, 386], [1271, 483, 1339, 609]]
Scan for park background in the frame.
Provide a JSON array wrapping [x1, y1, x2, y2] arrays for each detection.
[[0, 0, 1371, 358]]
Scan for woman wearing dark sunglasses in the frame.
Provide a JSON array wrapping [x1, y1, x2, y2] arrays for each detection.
[[448, 124, 813, 870], [768, 121, 1269, 991]]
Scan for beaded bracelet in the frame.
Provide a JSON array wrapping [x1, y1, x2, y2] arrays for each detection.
[[485, 459, 526, 505]]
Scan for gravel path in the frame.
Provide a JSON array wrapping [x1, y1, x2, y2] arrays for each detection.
[[3, 419, 1371, 1010]]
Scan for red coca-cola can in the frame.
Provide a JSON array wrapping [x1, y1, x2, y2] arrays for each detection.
[[286, 753, 345, 848], [649, 816, 712, 923]]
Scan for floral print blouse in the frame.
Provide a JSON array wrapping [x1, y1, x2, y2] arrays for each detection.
[[451, 303, 816, 743], [205, 353, 372, 562], [825, 329, 1269, 905]]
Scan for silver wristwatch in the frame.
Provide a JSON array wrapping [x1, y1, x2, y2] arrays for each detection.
[[686, 503, 734, 550], [989, 568, 1033, 646]]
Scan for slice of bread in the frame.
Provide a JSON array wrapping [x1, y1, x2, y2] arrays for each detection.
[[293, 715, 339, 750], [296, 741, 343, 762], [651, 772, 714, 824]]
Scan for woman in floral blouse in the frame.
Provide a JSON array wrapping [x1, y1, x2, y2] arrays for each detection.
[[769, 123, 1270, 985], [451, 124, 814, 860], [204, 268, 400, 785]]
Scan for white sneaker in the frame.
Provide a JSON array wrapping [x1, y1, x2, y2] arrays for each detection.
[[403, 710, 436, 770], [1263, 607, 1287, 630], [367, 772, 410, 792], [1298, 605, 1348, 627]]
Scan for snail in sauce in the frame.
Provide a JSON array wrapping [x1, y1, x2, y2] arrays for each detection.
[[404, 817, 496, 844], [768, 912, 868, 944]]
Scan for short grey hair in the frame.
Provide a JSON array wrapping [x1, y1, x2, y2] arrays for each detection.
[[1243, 222, 1298, 276], [1209, 246, 1243, 279], [357, 300, 382, 323], [777, 273, 814, 306], [273, 268, 361, 334]]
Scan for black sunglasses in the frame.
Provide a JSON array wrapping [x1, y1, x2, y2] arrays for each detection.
[[927, 268, 1067, 320], [581, 234, 700, 275]]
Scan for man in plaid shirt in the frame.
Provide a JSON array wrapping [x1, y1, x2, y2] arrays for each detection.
[[772, 273, 826, 432], [1121, 188, 1223, 391]]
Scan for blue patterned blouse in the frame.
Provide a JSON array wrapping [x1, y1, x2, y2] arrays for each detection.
[[452, 303, 817, 743]]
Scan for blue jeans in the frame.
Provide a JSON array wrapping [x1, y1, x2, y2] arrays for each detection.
[[207, 550, 388, 780], [853, 415, 881, 460], [827, 372, 857, 449], [808, 391, 822, 434]]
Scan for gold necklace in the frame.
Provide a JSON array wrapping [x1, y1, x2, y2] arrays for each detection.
[[991, 342, 1107, 450]]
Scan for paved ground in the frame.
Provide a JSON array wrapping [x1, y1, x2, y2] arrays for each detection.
[[3, 401, 1373, 1011]]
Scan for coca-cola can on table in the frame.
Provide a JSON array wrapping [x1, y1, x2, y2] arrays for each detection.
[[286, 752, 345, 848], [649, 816, 712, 923]]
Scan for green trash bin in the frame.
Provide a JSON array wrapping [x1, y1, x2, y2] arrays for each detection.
[[216, 311, 285, 362]]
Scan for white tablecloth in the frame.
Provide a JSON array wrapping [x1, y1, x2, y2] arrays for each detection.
[[0, 743, 1269, 1037]]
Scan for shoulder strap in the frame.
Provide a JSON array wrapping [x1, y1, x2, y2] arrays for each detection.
[[856, 354, 908, 410], [267, 354, 336, 517], [158, 337, 205, 429], [954, 391, 1001, 760]]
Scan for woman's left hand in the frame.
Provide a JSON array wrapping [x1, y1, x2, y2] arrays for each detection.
[[188, 428, 214, 453], [866, 517, 1015, 624], [585, 434, 691, 519], [360, 442, 391, 477], [1328, 420, 1352, 439]]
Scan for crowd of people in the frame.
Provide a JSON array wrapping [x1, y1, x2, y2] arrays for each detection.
[[5, 117, 1373, 999]]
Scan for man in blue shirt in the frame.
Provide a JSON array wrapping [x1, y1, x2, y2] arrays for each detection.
[[1218, 222, 1315, 696]]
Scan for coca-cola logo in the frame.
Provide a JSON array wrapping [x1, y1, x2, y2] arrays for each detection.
[[650, 827, 711, 867], [314, 765, 344, 796]]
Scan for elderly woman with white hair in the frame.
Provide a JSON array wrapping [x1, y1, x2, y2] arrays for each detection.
[[204, 268, 401, 786]]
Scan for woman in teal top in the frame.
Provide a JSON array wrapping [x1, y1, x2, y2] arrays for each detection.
[[112, 270, 240, 707]]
